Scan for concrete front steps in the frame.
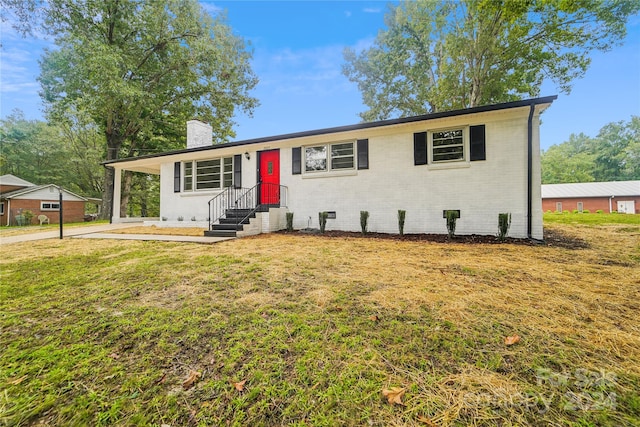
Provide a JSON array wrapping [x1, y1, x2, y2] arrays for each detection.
[[204, 207, 287, 238]]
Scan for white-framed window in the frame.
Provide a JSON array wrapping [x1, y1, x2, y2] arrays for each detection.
[[304, 141, 355, 173], [183, 157, 233, 191], [556, 202, 562, 213], [41, 201, 60, 211], [577, 202, 584, 212], [431, 128, 465, 163]]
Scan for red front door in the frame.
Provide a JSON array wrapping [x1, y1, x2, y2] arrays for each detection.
[[259, 149, 280, 205]]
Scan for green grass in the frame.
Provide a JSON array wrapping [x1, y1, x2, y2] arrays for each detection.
[[544, 211, 639, 226], [1, 224, 639, 426]]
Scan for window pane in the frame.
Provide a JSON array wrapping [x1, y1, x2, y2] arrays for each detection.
[[223, 157, 233, 172], [433, 145, 464, 161], [305, 146, 327, 171], [184, 162, 193, 191], [331, 142, 354, 169], [432, 129, 464, 162], [433, 129, 463, 146], [196, 159, 221, 190], [223, 157, 233, 187], [331, 143, 353, 157], [332, 156, 354, 169]]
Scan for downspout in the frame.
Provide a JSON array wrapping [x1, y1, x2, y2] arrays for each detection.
[[6, 199, 10, 226], [527, 102, 535, 239]]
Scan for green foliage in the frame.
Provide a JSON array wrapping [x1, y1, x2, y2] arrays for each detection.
[[286, 212, 294, 232], [498, 213, 512, 241], [36, 0, 259, 218], [542, 116, 640, 183], [397, 210, 406, 236], [343, 0, 639, 120], [360, 211, 369, 235], [318, 211, 328, 233], [445, 210, 458, 238], [596, 210, 603, 214]]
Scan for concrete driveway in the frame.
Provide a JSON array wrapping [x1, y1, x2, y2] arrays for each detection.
[[0, 223, 233, 245]]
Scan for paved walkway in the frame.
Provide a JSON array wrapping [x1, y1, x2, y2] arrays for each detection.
[[0, 223, 232, 245]]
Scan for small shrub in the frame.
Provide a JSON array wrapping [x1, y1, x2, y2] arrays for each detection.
[[318, 211, 328, 233], [573, 209, 580, 214], [191, 216, 197, 221], [497, 213, 511, 241], [596, 210, 603, 214], [161, 217, 168, 221], [23, 210, 34, 225], [177, 216, 184, 221], [612, 211, 618, 214], [546, 210, 552, 214], [286, 212, 294, 232], [360, 211, 369, 235], [445, 210, 458, 238], [554, 210, 561, 214], [582, 209, 590, 214], [397, 210, 406, 236]]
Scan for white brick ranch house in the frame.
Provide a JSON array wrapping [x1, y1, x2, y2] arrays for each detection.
[[103, 96, 556, 240]]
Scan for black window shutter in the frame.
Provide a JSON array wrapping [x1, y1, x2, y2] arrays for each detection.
[[414, 132, 428, 165], [233, 154, 242, 188], [470, 125, 486, 161], [292, 147, 302, 175], [173, 162, 181, 193], [357, 139, 369, 170]]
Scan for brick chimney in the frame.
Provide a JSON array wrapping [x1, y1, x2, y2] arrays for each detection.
[[186, 120, 213, 149]]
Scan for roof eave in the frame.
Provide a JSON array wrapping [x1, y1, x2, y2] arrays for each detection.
[[103, 95, 558, 167]]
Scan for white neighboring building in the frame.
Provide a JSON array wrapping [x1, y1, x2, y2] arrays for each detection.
[[104, 96, 556, 239]]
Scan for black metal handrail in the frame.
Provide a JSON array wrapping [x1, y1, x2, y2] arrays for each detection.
[[207, 183, 288, 231]]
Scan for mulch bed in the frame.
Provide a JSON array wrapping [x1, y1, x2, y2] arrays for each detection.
[[277, 227, 589, 249]]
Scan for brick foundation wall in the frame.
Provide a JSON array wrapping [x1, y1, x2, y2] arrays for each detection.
[[543, 196, 640, 214]]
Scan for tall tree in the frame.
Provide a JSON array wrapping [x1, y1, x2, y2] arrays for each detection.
[[343, 0, 639, 121], [0, 109, 103, 198], [38, 0, 258, 218], [0, 110, 67, 185]]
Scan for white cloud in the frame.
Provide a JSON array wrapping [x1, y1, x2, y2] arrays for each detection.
[[345, 10, 352, 18], [199, 1, 223, 17], [252, 44, 354, 98], [363, 8, 381, 13]]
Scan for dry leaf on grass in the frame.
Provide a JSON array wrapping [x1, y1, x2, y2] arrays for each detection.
[[369, 315, 380, 322], [504, 335, 521, 346], [233, 379, 247, 391], [417, 415, 438, 426], [182, 370, 201, 390], [382, 387, 406, 405], [8, 375, 28, 385]]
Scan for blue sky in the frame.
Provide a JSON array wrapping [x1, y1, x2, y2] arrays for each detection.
[[1, 1, 639, 151]]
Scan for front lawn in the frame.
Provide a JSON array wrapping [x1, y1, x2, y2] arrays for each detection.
[[544, 211, 639, 226], [1, 224, 638, 426]]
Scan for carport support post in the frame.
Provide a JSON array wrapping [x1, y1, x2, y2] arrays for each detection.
[[59, 186, 63, 239]]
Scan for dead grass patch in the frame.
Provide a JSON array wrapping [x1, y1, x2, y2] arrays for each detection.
[[109, 225, 206, 236], [1, 223, 639, 426]]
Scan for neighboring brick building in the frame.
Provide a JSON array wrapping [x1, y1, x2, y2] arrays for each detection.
[[542, 181, 639, 214], [0, 174, 88, 225]]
